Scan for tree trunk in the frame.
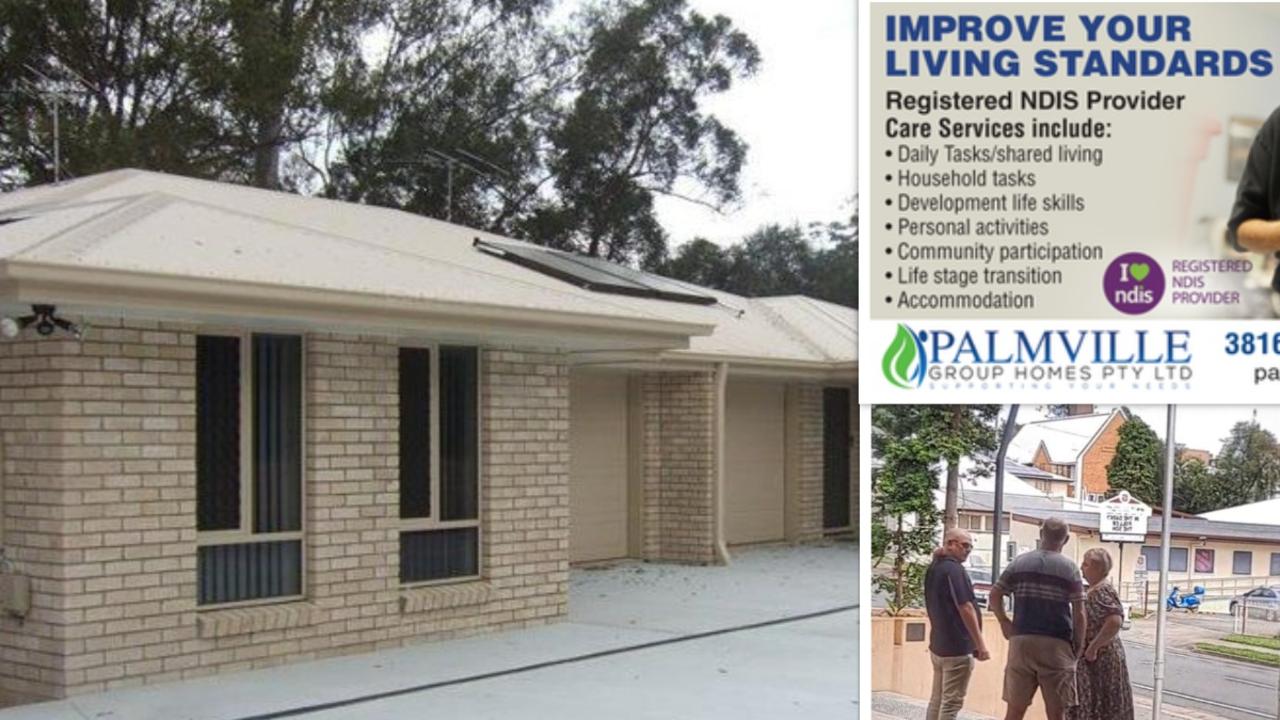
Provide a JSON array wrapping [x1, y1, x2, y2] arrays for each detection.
[[943, 405, 964, 530], [944, 459, 959, 530], [254, 114, 283, 189]]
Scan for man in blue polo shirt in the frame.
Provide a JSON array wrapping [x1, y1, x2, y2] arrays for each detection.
[[924, 527, 990, 720]]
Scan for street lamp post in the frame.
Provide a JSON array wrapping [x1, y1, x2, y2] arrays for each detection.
[[1152, 405, 1177, 720]]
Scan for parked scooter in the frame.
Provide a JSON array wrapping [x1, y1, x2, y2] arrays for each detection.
[[1166, 585, 1205, 612]]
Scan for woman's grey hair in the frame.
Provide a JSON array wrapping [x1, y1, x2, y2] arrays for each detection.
[[1084, 547, 1113, 575]]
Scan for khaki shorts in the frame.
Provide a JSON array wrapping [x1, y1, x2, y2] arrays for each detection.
[[1003, 634, 1078, 709]]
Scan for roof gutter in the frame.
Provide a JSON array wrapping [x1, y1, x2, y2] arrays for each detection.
[[0, 260, 714, 346], [573, 351, 857, 381]]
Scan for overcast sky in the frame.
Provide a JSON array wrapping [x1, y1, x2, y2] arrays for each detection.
[[1009, 405, 1280, 457], [652, 0, 855, 249]]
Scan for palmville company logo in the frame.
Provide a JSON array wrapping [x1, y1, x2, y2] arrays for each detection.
[[883, 324, 927, 388], [881, 324, 1194, 388]]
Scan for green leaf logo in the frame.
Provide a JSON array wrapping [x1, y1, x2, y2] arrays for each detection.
[[882, 324, 924, 389]]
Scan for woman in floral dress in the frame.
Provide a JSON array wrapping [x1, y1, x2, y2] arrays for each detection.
[[1070, 547, 1134, 720]]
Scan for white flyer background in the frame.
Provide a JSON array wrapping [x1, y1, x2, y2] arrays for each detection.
[[860, 318, 1280, 403]]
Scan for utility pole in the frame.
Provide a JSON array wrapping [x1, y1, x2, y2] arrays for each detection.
[[1152, 404, 1177, 720]]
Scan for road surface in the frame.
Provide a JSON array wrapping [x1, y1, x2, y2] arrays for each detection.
[[1125, 638, 1279, 719]]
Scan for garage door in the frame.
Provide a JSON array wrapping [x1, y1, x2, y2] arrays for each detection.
[[569, 373, 629, 563], [725, 380, 786, 544]]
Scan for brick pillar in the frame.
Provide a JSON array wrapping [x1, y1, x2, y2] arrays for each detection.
[[639, 371, 717, 565], [480, 349, 570, 624], [786, 383, 824, 542], [0, 319, 199, 699]]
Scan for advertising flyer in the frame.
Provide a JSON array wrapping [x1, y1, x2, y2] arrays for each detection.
[[860, 3, 1280, 402], [863, 6, 1280, 720]]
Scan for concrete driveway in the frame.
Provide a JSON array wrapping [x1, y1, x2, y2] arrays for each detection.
[[0, 542, 857, 720]]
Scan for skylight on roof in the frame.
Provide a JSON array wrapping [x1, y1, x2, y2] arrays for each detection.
[[474, 238, 717, 306]]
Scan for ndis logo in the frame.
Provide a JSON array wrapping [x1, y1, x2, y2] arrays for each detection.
[[882, 324, 927, 389]]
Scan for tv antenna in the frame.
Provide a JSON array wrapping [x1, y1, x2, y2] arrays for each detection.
[[384, 148, 513, 223], [6, 64, 91, 183]]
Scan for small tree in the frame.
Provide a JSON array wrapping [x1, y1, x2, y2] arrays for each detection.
[[872, 406, 940, 614], [1215, 420, 1280, 503], [929, 406, 999, 530], [1107, 416, 1163, 505], [1172, 458, 1223, 514]]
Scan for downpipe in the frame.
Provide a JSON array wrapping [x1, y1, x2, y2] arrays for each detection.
[[714, 362, 730, 566]]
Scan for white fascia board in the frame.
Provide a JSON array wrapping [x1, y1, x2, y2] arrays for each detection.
[[0, 260, 712, 350], [567, 350, 857, 382]]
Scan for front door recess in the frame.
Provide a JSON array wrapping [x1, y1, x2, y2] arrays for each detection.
[[823, 387, 851, 530]]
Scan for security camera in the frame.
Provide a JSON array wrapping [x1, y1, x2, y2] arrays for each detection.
[[0, 317, 17, 339]]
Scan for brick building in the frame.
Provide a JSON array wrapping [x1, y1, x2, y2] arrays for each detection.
[[0, 170, 856, 702], [1008, 408, 1127, 504]]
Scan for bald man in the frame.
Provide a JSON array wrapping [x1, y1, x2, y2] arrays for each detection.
[[924, 527, 990, 720], [989, 518, 1086, 720]]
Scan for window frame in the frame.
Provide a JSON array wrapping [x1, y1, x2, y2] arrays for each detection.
[[1194, 548, 1215, 574], [1234, 550, 1254, 576], [398, 343, 483, 588], [196, 331, 307, 609]]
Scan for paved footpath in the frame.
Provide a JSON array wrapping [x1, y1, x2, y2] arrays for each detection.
[[872, 691, 1226, 720]]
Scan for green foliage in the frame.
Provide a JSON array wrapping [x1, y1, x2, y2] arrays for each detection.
[[871, 405, 996, 612], [1214, 420, 1280, 505], [872, 406, 939, 613], [1195, 642, 1280, 667], [1106, 416, 1164, 506], [659, 214, 857, 307], [523, 0, 759, 262], [662, 237, 728, 288], [0, 1, 229, 184], [0, 0, 762, 268], [1171, 458, 1229, 515], [1223, 634, 1280, 651]]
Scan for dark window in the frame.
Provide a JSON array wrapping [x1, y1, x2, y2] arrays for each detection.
[[198, 541, 301, 605], [1141, 545, 1161, 571], [400, 529, 479, 583], [822, 387, 851, 530], [1271, 553, 1280, 576], [1235, 551, 1254, 575], [253, 335, 302, 533], [399, 348, 431, 519], [196, 333, 303, 606], [1195, 549, 1214, 573], [399, 345, 480, 583], [440, 346, 478, 521], [197, 336, 241, 531], [1141, 545, 1188, 572]]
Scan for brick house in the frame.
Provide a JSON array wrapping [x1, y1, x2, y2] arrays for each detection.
[[1008, 408, 1127, 504], [0, 170, 856, 702]]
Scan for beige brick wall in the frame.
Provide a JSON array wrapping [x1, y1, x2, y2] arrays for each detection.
[[638, 372, 717, 565], [0, 321, 569, 701], [788, 384, 825, 542], [0, 320, 197, 702]]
